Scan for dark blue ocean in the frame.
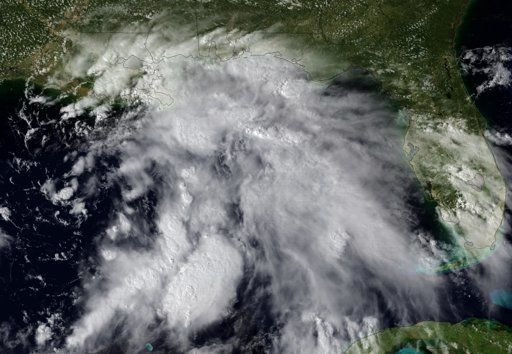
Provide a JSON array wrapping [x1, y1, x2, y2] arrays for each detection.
[[0, 2, 512, 351]]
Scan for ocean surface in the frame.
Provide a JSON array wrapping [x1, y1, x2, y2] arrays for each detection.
[[457, 0, 512, 128], [0, 4, 512, 349], [455, 0, 512, 324]]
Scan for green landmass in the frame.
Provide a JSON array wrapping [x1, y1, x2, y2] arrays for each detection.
[[345, 318, 512, 354], [1, 2, 510, 351], [0, 1, 506, 270]]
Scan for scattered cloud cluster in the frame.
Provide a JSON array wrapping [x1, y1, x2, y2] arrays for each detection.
[[461, 46, 512, 96], [485, 129, 512, 146], [39, 22, 456, 353], [0, 14, 500, 354]]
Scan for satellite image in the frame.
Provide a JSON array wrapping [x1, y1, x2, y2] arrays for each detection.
[[0, 0, 512, 353]]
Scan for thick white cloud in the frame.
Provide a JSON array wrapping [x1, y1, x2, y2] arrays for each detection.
[[48, 20, 449, 353]]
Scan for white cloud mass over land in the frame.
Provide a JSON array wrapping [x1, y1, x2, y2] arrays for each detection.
[[32, 19, 465, 353]]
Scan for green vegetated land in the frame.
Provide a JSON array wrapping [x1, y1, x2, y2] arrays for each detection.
[[2, 0, 511, 349], [345, 318, 512, 354], [0, 1, 505, 264], [0, 0, 476, 124]]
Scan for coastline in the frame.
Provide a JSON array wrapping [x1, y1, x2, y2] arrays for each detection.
[[453, 0, 509, 268]]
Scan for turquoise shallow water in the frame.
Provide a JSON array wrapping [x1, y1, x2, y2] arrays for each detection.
[[490, 289, 512, 310], [396, 348, 421, 354], [144, 342, 154, 351]]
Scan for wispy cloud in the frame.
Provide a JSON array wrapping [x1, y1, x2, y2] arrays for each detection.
[[36, 20, 454, 353], [0, 230, 11, 250]]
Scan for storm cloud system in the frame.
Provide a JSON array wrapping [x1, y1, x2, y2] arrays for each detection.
[[1, 19, 511, 354], [58, 27, 445, 352]]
